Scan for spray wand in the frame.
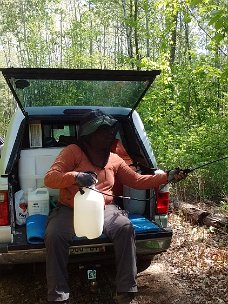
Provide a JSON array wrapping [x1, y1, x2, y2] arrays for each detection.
[[178, 155, 228, 174], [87, 156, 228, 201]]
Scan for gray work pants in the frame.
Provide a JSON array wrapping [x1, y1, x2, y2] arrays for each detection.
[[44, 204, 137, 302]]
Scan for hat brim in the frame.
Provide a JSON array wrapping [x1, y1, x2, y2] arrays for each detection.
[[79, 116, 118, 137]]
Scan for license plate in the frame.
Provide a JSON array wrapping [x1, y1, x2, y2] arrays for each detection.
[[69, 246, 105, 255]]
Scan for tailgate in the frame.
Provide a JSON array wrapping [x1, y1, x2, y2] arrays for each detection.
[[1, 215, 172, 264], [129, 214, 173, 254]]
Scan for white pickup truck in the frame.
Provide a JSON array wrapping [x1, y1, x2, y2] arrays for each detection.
[[0, 68, 172, 271]]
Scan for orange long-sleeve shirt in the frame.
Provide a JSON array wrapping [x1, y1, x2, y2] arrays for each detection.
[[44, 144, 168, 208]]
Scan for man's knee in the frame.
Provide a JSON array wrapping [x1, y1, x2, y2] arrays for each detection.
[[114, 216, 135, 241], [45, 224, 62, 246], [119, 222, 135, 237], [45, 218, 71, 246]]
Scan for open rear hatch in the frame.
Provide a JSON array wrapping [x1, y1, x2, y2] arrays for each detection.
[[0, 68, 160, 117]]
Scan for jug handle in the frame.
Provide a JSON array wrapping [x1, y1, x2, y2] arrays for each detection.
[[35, 187, 48, 194], [79, 188, 85, 195]]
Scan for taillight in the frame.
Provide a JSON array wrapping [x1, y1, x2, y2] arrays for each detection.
[[0, 190, 9, 225], [154, 169, 170, 215], [155, 191, 170, 214]]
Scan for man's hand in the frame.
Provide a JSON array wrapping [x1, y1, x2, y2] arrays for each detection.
[[167, 168, 188, 183], [76, 171, 97, 187]]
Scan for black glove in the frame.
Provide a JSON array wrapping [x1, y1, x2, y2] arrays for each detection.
[[76, 171, 97, 187], [167, 168, 188, 183]]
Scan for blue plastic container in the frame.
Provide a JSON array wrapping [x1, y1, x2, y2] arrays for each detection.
[[128, 214, 160, 233], [26, 214, 48, 244]]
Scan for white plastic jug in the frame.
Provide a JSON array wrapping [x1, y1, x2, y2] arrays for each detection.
[[28, 188, 50, 216], [74, 186, 105, 239]]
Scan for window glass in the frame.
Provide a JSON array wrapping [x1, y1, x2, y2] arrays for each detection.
[[53, 125, 71, 141], [43, 123, 77, 147], [15, 79, 148, 108]]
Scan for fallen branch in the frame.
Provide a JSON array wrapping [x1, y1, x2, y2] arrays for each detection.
[[172, 201, 228, 229], [203, 214, 228, 229]]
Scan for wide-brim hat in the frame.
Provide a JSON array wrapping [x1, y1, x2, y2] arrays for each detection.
[[79, 110, 118, 137]]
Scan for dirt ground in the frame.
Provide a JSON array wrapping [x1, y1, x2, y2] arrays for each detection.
[[0, 210, 227, 304]]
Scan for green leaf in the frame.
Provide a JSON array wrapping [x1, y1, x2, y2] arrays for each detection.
[[183, 14, 192, 23], [189, 0, 202, 6], [213, 33, 225, 44]]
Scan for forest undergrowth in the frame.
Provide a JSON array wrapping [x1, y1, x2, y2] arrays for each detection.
[[138, 201, 228, 304], [0, 201, 227, 304]]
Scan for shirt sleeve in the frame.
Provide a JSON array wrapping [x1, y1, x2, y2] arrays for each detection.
[[44, 145, 80, 189], [115, 157, 168, 189]]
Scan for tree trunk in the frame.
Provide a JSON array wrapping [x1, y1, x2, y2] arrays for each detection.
[[184, 19, 193, 115], [169, 12, 178, 66], [134, 0, 140, 70], [121, 0, 134, 67], [89, 1, 93, 68], [59, 11, 63, 67], [144, 0, 150, 58], [184, 21, 191, 62]]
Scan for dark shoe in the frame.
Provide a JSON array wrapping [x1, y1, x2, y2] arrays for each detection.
[[114, 292, 138, 304]]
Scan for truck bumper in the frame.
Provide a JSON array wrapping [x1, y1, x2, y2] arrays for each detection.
[[0, 234, 172, 265]]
